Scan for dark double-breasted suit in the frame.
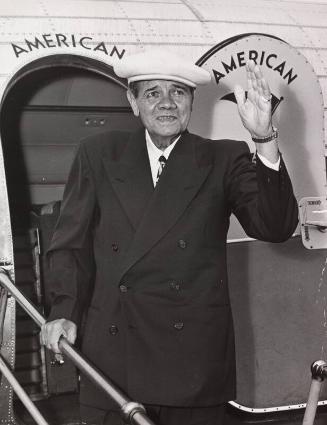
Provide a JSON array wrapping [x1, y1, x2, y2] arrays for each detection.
[[48, 128, 298, 410]]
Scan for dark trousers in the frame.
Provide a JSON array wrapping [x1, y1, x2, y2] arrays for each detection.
[[80, 403, 226, 425]]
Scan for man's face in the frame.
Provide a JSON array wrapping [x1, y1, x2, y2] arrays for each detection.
[[127, 80, 193, 144]]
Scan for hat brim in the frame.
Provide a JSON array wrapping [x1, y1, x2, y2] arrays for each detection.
[[128, 74, 197, 88]]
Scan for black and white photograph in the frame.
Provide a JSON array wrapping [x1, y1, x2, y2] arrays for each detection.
[[0, 1, 326, 424]]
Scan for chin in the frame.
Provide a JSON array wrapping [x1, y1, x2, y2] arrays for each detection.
[[155, 126, 182, 137]]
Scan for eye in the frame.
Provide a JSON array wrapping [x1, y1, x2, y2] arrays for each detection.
[[172, 88, 185, 96], [145, 90, 160, 99]]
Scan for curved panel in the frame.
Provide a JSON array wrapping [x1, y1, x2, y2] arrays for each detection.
[[190, 33, 325, 240]]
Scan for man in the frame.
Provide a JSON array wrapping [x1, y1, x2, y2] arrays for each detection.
[[41, 49, 298, 425]]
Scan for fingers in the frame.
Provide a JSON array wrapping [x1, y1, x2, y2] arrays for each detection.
[[253, 65, 271, 100], [65, 322, 77, 344], [40, 319, 77, 354], [234, 84, 246, 109], [237, 61, 271, 105], [259, 76, 271, 101], [41, 320, 65, 353], [246, 61, 254, 92], [246, 60, 271, 101]]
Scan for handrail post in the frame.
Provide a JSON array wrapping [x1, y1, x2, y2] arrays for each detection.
[[0, 268, 156, 425], [302, 360, 327, 425]]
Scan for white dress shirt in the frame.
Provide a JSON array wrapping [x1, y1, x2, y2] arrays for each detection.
[[145, 130, 280, 187], [146, 130, 181, 186]]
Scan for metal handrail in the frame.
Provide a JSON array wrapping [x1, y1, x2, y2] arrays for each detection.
[[0, 354, 49, 425], [0, 268, 156, 425]]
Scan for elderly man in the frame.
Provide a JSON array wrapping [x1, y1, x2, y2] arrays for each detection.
[[41, 49, 298, 425]]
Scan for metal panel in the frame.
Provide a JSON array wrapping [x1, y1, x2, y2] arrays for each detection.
[[0, 79, 15, 422], [42, 0, 194, 20], [206, 22, 314, 48], [118, 0, 180, 2], [316, 50, 327, 73], [132, 20, 212, 44], [191, 0, 327, 25], [165, 44, 213, 61], [0, 45, 29, 76], [300, 49, 326, 76], [304, 28, 327, 49], [0, 298, 15, 424], [0, 18, 64, 38], [0, 0, 45, 16], [191, 1, 295, 25], [26, 75, 131, 107], [41, 19, 140, 44], [36, 1, 126, 19], [22, 146, 76, 184], [228, 236, 327, 409], [278, 0, 327, 3], [19, 111, 139, 144], [285, 4, 327, 27], [320, 78, 327, 108]]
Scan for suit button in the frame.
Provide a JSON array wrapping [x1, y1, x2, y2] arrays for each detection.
[[173, 322, 184, 330], [112, 243, 119, 252], [119, 284, 128, 293], [178, 239, 187, 249], [169, 282, 180, 291], [109, 325, 118, 335]]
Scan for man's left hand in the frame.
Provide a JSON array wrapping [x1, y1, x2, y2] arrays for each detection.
[[234, 60, 273, 138]]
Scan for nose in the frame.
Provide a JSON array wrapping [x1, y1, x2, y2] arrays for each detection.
[[158, 92, 176, 109]]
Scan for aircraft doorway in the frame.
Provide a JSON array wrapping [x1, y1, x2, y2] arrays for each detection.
[[0, 54, 141, 211], [0, 54, 141, 402]]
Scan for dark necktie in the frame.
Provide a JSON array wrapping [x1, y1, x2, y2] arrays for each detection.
[[156, 155, 167, 185]]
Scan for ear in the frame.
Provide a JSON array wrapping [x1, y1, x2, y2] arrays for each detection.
[[127, 90, 140, 117]]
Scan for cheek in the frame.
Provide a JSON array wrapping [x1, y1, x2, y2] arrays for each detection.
[[179, 99, 192, 115], [180, 107, 192, 124], [138, 106, 155, 124]]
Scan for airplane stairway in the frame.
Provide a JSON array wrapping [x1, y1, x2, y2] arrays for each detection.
[[14, 228, 47, 399]]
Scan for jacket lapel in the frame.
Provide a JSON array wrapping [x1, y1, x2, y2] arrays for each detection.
[[117, 131, 213, 282], [102, 128, 154, 230]]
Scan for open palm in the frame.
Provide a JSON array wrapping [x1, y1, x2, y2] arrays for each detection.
[[234, 60, 273, 138]]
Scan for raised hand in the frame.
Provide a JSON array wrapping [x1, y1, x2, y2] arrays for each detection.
[[234, 60, 273, 138]]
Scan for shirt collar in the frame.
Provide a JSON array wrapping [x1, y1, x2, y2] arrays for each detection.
[[145, 129, 181, 160]]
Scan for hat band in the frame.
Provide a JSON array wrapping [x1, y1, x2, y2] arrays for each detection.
[[128, 74, 196, 88]]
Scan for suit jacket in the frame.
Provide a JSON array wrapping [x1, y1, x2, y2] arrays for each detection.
[[47, 128, 298, 409]]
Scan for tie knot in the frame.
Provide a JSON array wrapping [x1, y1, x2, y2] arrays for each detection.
[[156, 155, 167, 185], [159, 155, 166, 165]]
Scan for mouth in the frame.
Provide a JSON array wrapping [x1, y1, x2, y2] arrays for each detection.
[[156, 116, 177, 122]]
